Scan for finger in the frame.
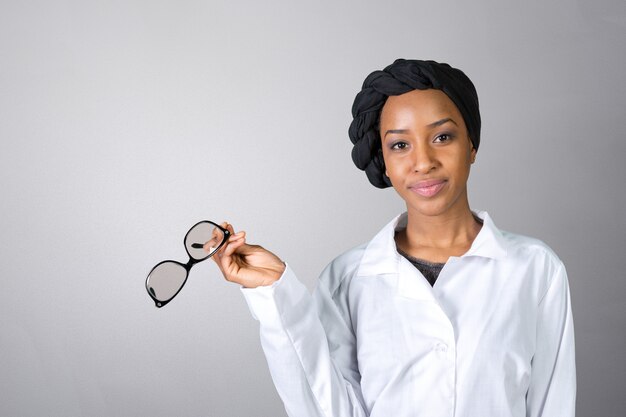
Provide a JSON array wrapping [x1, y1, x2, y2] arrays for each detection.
[[216, 239, 248, 281], [217, 222, 238, 242], [204, 232, 238, 252], [211, 249, 224, 274], [232, 231, 245, 239], [223, 221, 235, 234], [209, 230, 243, 267], [203, 237, 219, 253], [220, 221, 234, 232], [202, 224, 225, 253], [213, 233, 245, 268], [214, 231, 245, 254], [223, 236, 247, 258]]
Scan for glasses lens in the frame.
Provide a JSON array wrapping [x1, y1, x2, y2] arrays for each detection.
[[146, 261, 188, 307], [185, 222, 225, 261]]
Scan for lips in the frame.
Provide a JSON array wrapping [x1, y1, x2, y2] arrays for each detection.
[[409, 179, 447, 197]]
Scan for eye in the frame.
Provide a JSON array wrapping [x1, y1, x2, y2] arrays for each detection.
[[434, 133, 453, 143], [390, 141, 409, 150]]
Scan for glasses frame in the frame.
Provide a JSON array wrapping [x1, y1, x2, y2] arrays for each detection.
[[146, 220, 231, 308]]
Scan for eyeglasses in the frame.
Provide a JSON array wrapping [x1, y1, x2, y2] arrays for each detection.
[[146, 220, 230, 308]]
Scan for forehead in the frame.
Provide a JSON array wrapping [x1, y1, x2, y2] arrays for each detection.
[[380, 89, 460, 124]]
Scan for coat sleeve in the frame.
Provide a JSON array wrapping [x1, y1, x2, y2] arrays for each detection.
[[526, 260, 576, 417], [241, 263, 367, 417]]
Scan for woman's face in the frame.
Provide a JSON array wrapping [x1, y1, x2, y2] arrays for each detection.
[[380, 89, 476, 218]]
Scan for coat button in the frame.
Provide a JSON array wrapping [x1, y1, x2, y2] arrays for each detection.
[[434, 342, 448, 352]]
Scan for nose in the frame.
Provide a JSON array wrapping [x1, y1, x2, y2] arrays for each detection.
[[412, 142, 438, 173]]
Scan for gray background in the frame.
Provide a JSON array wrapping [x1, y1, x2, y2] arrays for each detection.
[[1, 0, 624, 416]]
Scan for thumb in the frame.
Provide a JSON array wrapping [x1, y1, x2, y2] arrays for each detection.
[[210, 231, 245, 263], [215, 234, 247, 277]]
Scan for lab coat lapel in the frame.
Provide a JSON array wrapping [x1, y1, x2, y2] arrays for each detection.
[[396, 256, 438, 301], [356, 213, 437, 302]]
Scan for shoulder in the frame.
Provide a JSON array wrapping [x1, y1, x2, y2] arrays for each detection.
[[314, 213, 404, 295], [316, 242, 369, 296], [498, 228, 568, 300], [501, 229, 564, 268], [478, 209, 566, 274]]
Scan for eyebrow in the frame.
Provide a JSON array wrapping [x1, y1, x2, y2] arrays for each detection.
[[383, 117, 458, 138]]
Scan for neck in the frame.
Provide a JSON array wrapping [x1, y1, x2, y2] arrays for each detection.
[[400, 199, 482, 250]]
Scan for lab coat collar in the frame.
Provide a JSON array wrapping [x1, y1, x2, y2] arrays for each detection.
[[356, 209, 508, 277]]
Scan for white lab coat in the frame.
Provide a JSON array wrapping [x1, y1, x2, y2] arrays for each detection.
[[241, 209, 576, 417]]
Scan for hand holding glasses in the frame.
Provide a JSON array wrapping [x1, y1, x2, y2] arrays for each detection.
[[146, 221, 230, 308]]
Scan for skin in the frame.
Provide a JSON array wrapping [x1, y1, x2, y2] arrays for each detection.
[[209, 223, 285, 288], [212, 88, 482, 286], [380, 89, 481, 263]]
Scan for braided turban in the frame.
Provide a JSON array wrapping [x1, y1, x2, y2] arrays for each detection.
[[348, 59, 481, 188]]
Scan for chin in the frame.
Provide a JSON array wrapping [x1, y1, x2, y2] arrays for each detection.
[[404, 193, 464, 218], [412, 205, 450, 217], [403, 198, 446, 216]]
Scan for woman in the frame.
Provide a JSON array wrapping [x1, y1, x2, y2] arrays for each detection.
[[210, 59, 576, 417]]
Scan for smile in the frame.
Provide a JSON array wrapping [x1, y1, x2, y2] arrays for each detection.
[[410, 180, 447, 198]]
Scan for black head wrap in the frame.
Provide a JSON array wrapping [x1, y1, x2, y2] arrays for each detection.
[[348, 59, 481, 188]]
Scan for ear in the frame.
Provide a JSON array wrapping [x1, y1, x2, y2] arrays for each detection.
[[470, 145, 477, 164]]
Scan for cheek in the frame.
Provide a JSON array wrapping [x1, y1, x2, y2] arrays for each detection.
[[449, 157, 472, 182], [443, 149, 471, 168], [382, 156, 406, 179]]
